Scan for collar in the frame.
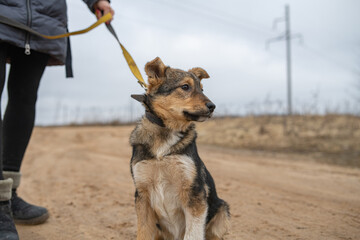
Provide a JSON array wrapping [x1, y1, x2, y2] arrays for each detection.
[[145, 111, 165, 127]]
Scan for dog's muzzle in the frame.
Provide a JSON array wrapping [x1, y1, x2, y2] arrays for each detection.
[[183, 101, 216, 122]]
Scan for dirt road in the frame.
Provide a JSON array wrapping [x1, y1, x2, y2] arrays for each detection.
[[16, 126, 360, 240]]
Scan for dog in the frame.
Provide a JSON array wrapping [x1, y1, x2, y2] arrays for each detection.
[[130, 57, 230, 240]]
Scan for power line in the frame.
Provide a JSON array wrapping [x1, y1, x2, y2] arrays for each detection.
[[138, 0, 274, 37], [301, 44, 360, 76], [180, 0, 274, 34]]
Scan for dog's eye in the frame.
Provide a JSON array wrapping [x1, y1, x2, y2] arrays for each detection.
[[181, 84, 190, 91]]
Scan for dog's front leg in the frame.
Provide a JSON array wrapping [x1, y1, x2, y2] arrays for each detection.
[[183, 203, 208, 240], [135, 192, 158, 240]]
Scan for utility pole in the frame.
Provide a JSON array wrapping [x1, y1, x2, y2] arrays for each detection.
[[266, 5, 302, 116], [285, 5, 292, 115]]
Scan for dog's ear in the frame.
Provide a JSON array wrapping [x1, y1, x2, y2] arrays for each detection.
[[131, 94, 152, 111], [145, 57, 167, 93], [145, 57, 167, 79], [131, 94, 146, 103], [189, 67, 210, 80]]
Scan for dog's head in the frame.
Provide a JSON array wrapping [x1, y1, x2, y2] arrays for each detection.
[[132, 57, 215, 130]]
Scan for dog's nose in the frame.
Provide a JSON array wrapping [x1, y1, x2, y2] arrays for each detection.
[[206, 102, 216, 112]]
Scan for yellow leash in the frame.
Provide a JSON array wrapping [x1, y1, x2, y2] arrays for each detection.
[[0, 12, 147, 89], [104, 23, 147, 89]]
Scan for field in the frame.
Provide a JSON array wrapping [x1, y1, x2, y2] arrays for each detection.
[[16, 115, 360, 239], [197, 115, 360, 167]]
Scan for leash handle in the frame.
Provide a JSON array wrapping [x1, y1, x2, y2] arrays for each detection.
[[0, 12, 147, 89], [0, 13, 112, 39]]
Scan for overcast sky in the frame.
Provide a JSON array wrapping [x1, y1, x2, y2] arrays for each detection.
[[3, 0, 359, 125]]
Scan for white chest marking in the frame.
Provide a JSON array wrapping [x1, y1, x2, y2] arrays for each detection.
[[156, 132, 181, 158]]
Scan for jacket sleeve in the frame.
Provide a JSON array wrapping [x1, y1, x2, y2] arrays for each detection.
[[83, 0, 111, 12]]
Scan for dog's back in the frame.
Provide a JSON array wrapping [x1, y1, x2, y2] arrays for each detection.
[[130, 57, 230, 240]]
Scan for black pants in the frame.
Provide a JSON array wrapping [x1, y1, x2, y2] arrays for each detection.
[[0, 43, 48, 180]]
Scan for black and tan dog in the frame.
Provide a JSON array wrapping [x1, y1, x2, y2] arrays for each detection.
[[130, 57, 230, 240]]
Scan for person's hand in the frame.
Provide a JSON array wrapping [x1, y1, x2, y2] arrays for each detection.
[[94, 0, 115, 23]]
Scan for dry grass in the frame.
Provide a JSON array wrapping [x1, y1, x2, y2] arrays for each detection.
[[196, 114, 360, 167]]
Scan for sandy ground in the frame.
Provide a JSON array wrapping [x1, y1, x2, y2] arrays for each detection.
[[15, 126, 360, 240]]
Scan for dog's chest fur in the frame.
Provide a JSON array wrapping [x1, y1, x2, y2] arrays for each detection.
[[130, 120, 198, 237], [133, 154, 195, 237]]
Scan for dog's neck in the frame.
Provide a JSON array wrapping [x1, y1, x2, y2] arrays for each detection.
[[131, 117, 197, 157], [145, 110, 165, 128]]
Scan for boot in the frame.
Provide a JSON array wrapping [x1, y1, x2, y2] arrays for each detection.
[[3, 171, 49, 225], [0, 178, 19, 240]]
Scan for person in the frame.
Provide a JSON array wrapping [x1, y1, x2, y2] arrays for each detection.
[[0, 1, 115, 239]]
